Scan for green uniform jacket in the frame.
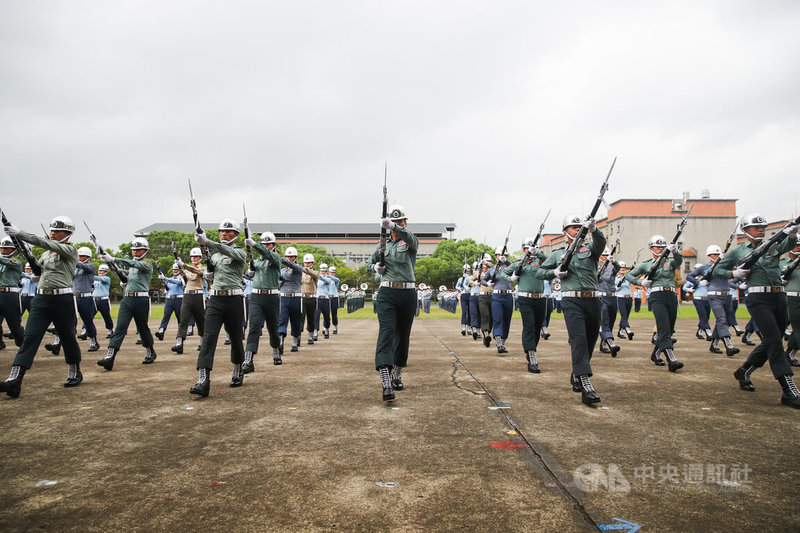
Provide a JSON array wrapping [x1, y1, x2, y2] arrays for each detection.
[[714, 238, 794, 287], [0, 255, 23, 287], [251, 243, 282, 290], [116, 257, 154, 293], [366, 225, 419, 283], [17, 230, 77, 290], [537, 230, 607, 291], [504, 250, 547, 293], [207, 241, 246, 290], [625, 252, 683, 288], [780, 254, 800, 292]]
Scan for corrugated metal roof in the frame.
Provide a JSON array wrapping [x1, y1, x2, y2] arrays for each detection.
[[135, 222, 455, 238]]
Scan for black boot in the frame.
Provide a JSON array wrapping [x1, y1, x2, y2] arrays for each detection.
[[651, 332, 658, 344], [778, 375, 800, 409], [279, 333, 285, 354], [190, 368, 210, 396], [461, 325, 467, 336], [64, 364, 83, 387], [787, 349, 800, 367], [709, 339, 723, 354], [291, 336, 300, 352], [599, 339, 611, 353], [187, 326, 194, 336], [273, 346, 282, 365], [495, 336, 508, 354], [732, 324, 743, 337], [224, 333, 231, 346], [45, 337, 61, 356], [662, 348, 683, 372], [155, 329, 164, 341], [526, 350, 540, 373], [625, 327, 634, 340], [578, 374, 600, 405], [570, 373, 582, 392], [604, 338, 620, 357], [171, 337, 184, 354], [391, 366, 404, 390], [540, 326, 551, 340], [617, 328, 626, 339], [722, 337, 740, 357], [97, 347, 117, 371], [77, 331, 88, 340], [323, 329, 329, 339], [742, 331, 755, 346], [135, 334, 142, 345], [0, 366, 25, 397], [482, 330, 491, 347], [472, 328, 478, 340], [242, 351, 255, 374], [695, 328, 704, 339], [733, 364, 756, 391], [651, 348, 665, 366], [230, 364, 243, 387], [379, 366, 395, 401], [142, 347, 157, 364], [704, 328, 713, 341], [87, 338, 100, 352]]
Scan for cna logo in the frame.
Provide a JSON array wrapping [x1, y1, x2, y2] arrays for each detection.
[[573, 463, 631, 493]]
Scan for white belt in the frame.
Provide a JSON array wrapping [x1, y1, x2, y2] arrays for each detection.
[[125, 292, 149, 297], [76, 292, 93, 298], [281, 292, 302, 298], [302, 294, 318, 299], [94, 296, 109, 300], [0, 287, 21, 293], [598, 292, 615, 297], [617, 295, 632, 298], [787, 291, 800, 297], [650, 287, 675, 293], [37, 288, 73, 295], [707, 291, 730, 296], [209, 289, 243, 296], [167, 295, 183, 299], [185, 289, 204, 294], [329, 295, 338, 299], [493, 289, 513, 294], [747, 286, 784, 294], [694, 296, 707, 300], [561, 291, 599, 298], [518, 292, 544, 298], [253, 289, 280, 295], [380, 281, 416, 289]]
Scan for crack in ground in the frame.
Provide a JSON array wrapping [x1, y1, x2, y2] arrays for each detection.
[[424, 323, 603, 531]]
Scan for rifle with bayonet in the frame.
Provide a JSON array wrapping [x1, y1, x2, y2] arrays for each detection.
[[782, 255, 800, 284], [82, 221, 128, 283], [642, 203, 694, 282], [616, 248, 644, 290], [598, 228, 623, 277], [242, 202, 255, 272], [559, 157, 616, 271], [696, 219, 738, 283], [188, 179, 214, 273], [738, 214, 800, 270], [379, 163, 388, 268], [169, 240, 187, 282], [514, 209, 551, 277], [490, 225, 512, 283], [40, 224, 49, 239], [0, 207, 42, 276]]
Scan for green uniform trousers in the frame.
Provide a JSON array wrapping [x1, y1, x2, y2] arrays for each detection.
[[245, 293, 280, 353], [478, 293, 493, 331], [650, 291, 678, 351], [374, 288, 416, 369], [518, 296, 546, 352], [14, 294, 80, 369], [745, 292, 792, 378], [0, 292, 25, 347], [561, 297, 601, 377], [177, 293, 205, 339], [303, 296, 317, 334], [109, 296, 153, 350], [787, 296, 800, 352], [197, 295, 244, 370]]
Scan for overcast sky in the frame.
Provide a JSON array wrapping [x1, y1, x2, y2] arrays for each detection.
[[1, 1, 798, 249]]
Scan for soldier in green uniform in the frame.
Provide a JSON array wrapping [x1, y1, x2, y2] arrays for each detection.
[[783, 235, 800, 367], [0, 216, 82, 397], [625, 234, 684, 372], [537, 215, 605, 405], [366, 205, 419, 402], [97, 237, 157, 369], [0, 237, 25, 348], [505, 237, 547, 373], [242, 231, 284, 370], [717, 213, 800, 408], [190, 218, 247, 397]]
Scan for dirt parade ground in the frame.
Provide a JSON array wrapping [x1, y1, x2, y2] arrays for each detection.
[[1, 316, 798, 532]]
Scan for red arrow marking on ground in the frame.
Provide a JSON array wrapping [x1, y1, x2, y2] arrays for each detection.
[[490, 440, 526, 450]]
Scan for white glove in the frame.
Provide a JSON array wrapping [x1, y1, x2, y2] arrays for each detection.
[[640, 279, 652, 287], [4, 225, 19, 237], [101, 252, 115, 263], [176, 258, 185, 268], [203, 271, 214, 281], [699, 279, 709, 286], [739, 282, 748, 290], [553, 266, 567, 279], [158, 274, 166, 280], [685, 287, 694, 293], [667, 243, 678, 254], [374, 263, 386, 275], [583, 217, 597, 232], [510, 274, 520, 282], [245, 237, 257, 247], [783, 224, 798, 237], [733, 266, 749, 279], [499, 255, 507, 263], [120, 282, 127, 290], [486, 280, 494, 288], [531, 246, 539, 256], [380, 218, 396, 231], [246, 269, 255, 277], [194, 231, 209, 245], [31, 275, 40, 283], [607, 255, 615, 264]]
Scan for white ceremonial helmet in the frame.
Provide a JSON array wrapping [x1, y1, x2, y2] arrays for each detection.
[[172, 263, 180, 270], [562, 214, 583, 231], [740, 213, 767, 230], [260, 232, 276, 244], [522, 237, 534, 249], [131, 237, 149, 250], [388, 204, 407, 221], [77, 246, 92, 257], [329, 266, 337, 273], [706, 244, 722, 256], [303, 253, 314, 263], [49, 215, 75, 234], [320, 263, 328, 271], [190, 247, 202, 257], [285, 247, 298, 257], [648, 235, 667, 247], [0, 237, 14, 256], [618, 261, 627, 268], [98, 263, 109, 271]]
